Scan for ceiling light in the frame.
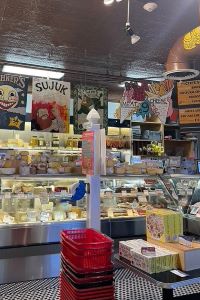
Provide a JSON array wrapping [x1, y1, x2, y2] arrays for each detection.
[[138, 82, 142, 86], [143, 2, 158, 12], [2, 65, 64, 79], [116, 0, 123, 2], [104, 0, 114, 5]]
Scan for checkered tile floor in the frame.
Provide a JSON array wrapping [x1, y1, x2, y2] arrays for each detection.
[[0, 269, 200, 299]]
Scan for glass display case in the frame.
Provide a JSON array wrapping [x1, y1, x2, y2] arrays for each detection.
[[161, 174, 200, 235], [0, 173, 179, 284]]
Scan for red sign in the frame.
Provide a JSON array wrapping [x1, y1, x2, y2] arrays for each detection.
[[82, 131, 94, 175]]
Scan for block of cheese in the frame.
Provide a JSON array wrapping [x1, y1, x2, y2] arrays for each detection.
[[146, 209, 183, 243], [148, 238, 200, 271], [119, 239, 178, 274]]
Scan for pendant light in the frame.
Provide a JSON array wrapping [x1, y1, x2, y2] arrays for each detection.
[[126, 0, 140, 44]]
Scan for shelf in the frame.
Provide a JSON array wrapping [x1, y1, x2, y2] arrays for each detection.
[[164, 139, 193, 143], [132, 139, 161, 142], [132, 121, 161, 125], [0, 174, 84, 180], [164, 124, 179, 128], [0, 147, 82, 153]]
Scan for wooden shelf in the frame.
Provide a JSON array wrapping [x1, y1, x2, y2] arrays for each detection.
[[164, 139, 193, 143], [132, 121, 161, 125], [132, 139, 161, 142]]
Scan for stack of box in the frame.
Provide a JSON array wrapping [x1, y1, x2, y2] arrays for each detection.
[[119, 239, 178, 274], [132, 126, 141, 139], [60, 229, 114, 300], [146, 209, 183, 243]]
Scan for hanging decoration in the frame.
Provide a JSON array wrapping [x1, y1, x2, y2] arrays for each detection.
[[0, 74, 28, 130], [120, 82, 148, 123], [31, 78, 70, 133], [120, 80, 174, 124], [184, 27, 200, 50], [73, 85, 108, 134]]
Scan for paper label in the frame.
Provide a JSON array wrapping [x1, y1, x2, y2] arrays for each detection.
[[170, 270, 188, 278], [141, 247, 156, 256], [127, 209, 134, 217], [40, 212, 50, 222]]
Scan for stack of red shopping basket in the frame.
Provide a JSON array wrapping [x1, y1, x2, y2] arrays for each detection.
[[60, 228, 114, 300]]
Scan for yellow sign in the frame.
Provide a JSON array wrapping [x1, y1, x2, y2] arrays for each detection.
[[179, 108, 200, 125], [178, 80, 200, 106]]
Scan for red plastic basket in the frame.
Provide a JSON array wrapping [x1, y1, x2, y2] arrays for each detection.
[[60, 272, 114, 300], [61, 229, 113, 250], [61, 247, 113, 272], [61, 253, 113, 275], [62, 262, 113, 284]]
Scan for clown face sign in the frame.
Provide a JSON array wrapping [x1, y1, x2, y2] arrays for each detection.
[[0, 74, 28, 130], [0, 85, 19, 110]]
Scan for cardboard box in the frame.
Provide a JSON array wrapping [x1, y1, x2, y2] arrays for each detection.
[[148, 238, 200, 271], [146, 209, 183, 243], [119, 239, 178, 274]]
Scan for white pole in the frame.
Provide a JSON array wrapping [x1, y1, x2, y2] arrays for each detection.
[[85, 109, 101, 231]]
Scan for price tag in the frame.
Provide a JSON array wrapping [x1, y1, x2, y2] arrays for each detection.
[[170, 270, 188, 278], [4, 192, 11, 199], [107, 210, 114, 218], [127, 209, 134, 217], [141, 247, 156, 256], [39, 192, 49, 204], [3, 215, 15, 224], [187, 189, 193, 196], [122, 190, 127, 196], [138, 196, 147, 203], [40, 212, 50, 222]]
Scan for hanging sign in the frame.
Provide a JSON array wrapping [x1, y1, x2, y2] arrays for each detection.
[[0, 74, 28, 130], [82, 131, 94, 175], [177, 80, 200, 106], [31, 78, 70, 132], [120, 80, 174, 124], [73, 85, 108, 134], [179, 107, 200, 125]]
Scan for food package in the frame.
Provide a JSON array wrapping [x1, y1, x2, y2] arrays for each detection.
[[146, 209, 183, 243], [114, 164, 125, 175], [106, 159, 115, 167], [119, 239, 178, 274]]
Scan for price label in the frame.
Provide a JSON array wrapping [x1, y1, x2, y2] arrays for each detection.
[[40, 212, 50, 222]]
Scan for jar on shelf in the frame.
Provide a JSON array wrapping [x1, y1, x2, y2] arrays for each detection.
[[38, 136, 46, 147], [52, 136, 60, 148], [30, 136, 39, 148]]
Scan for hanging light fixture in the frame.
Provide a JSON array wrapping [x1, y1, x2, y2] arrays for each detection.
[[126, 0, 140, 44], [143, 2, 158, 12], [104, 0, 114, 5]]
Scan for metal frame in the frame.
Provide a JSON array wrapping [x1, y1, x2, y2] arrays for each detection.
[[115, 255, 200, 300]]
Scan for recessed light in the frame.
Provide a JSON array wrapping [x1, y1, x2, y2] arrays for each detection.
[[2, 65, 64, 79]]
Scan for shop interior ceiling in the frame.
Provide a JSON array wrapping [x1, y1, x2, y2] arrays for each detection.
[[0, 0, 199, 91]]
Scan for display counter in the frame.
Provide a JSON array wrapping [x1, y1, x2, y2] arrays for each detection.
[[0, 173, 179, 284]]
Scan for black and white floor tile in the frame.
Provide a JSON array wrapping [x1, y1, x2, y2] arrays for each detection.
[[0, 269, 200, 300]]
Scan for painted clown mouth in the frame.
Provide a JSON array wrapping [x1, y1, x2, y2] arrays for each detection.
[[0, 100, 18, 110]]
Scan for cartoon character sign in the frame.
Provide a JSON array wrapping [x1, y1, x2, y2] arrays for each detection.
[[73, 85, 108, 134], [31, 79, 70, 133], [0, 74, 28, 130]]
